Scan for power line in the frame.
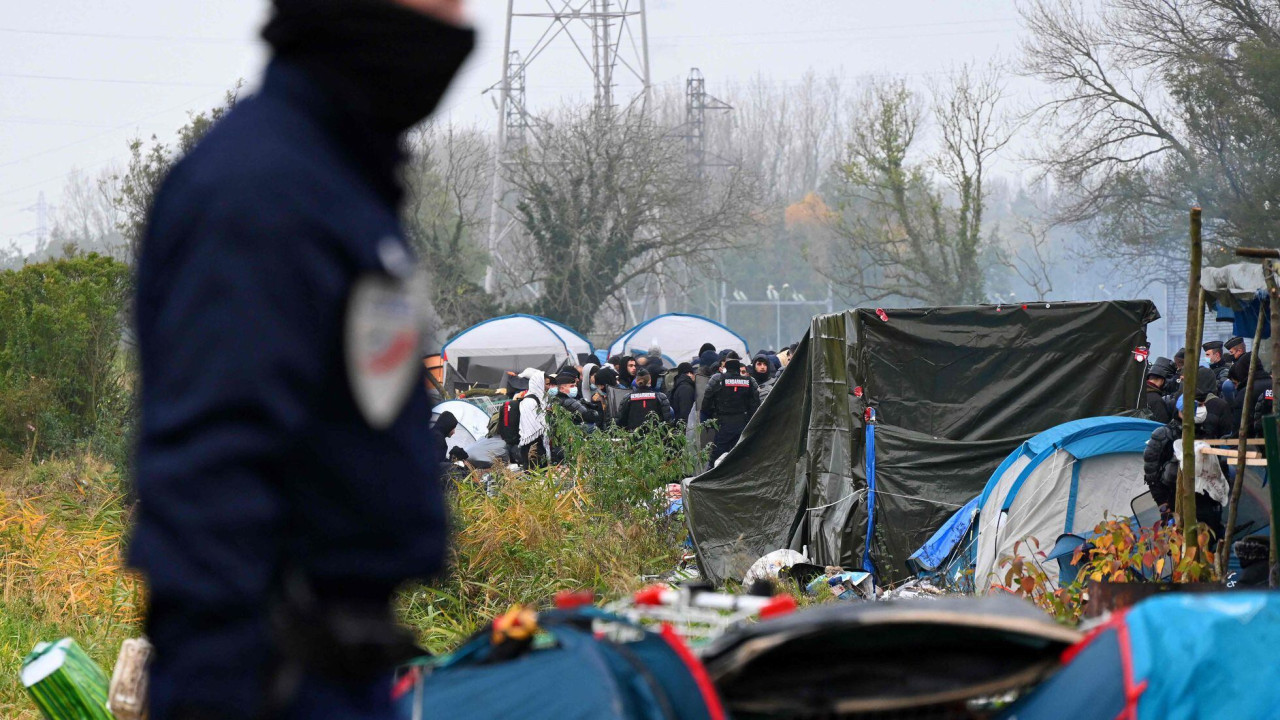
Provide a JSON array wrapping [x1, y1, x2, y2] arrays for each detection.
[[0, 15, 1020, 51], [0, 116, 130, 129], [0, 88, 231, 171], [0, 26, 250, 45], [0, 71, 230, 89]]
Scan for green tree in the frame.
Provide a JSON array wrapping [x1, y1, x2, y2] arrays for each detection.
[[825, 67, 1011, 305], [0, 254, 131, 459], [109, 86, 241, 262]]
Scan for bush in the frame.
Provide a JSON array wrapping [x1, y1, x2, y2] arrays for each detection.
[[0, 254, 132, 464], [995, 517, 1220, 625], [550, 409, 708, 516]]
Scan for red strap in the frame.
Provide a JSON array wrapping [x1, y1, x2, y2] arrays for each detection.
[[1113, 609, 1148, 720], [391, 667, 420, 701], [659, 624, 727, 720]]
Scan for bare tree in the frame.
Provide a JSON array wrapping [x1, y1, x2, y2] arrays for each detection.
[[998, 215, 1057, 301], [1020, 0, 1280, 275], [402, 122, 497, 332], [504, 106, 763, 331], [824, 65, 1013, 305], [47, 168, 124, 260]]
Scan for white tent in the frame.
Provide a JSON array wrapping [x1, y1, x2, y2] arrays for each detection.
[[441, 314, 593, 389], [608, 313, 749, 366], [431, 400, 493, 451], [970, 417, 1160, 589]]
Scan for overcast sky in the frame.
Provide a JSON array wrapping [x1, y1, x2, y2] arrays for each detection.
[[1, 0, 1035, 249]]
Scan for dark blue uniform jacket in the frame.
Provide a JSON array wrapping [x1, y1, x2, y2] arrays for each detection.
[[130, 59, 445, 718]]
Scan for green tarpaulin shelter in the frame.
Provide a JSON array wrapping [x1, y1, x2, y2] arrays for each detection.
[[684, 301, 1159, 585]]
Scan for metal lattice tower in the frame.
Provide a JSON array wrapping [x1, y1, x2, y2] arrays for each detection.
[[683, 68, 733, 179], [502, 51, 529, 155], [20, 192, 51, 248], [484, 0, 652, 293]]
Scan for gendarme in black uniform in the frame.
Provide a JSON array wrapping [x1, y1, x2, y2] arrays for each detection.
[[129, 3, 473, 718], [620, 371, 673, 430], [701, 359, 761, 465]]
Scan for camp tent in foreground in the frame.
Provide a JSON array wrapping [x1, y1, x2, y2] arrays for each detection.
[[683, 301, 1159, 586], [609, 313, 749, 366], [441, 314, 593, 390]]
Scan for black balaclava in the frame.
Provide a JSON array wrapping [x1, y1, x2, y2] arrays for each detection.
[[263, 0, 475, 135]]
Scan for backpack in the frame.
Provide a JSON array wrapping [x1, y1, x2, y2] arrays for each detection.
[[395, 606, 726, 720], [490, 394, 539, 445]]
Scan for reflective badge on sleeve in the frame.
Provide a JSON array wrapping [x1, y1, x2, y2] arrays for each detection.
[[345, 272, 425, 429]]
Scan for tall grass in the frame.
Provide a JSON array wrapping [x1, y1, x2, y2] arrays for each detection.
[[400, 410, 701, 653], [0, 456, 141, 720], [2, 413, 702, 715]]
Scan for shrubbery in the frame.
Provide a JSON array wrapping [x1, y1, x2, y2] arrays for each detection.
[[0, 254, 132, 466]]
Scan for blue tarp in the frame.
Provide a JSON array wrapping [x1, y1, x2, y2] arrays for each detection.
[[908, 497, 979, 573], [1230, 293, 1272, 340]]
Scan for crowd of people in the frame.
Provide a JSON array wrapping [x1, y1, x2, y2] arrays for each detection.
[[1141, 337, 1272, 538], [432, 342, 800, 474]]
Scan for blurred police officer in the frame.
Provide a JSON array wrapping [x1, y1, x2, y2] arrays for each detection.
[[129, 1, 473, 718]]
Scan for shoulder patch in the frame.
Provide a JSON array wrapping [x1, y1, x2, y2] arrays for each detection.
[[345, 271, 426, 429]]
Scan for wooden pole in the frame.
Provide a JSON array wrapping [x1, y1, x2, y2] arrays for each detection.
[[1219, 309, 1265, 575], [1179, 207, 1202, 533]]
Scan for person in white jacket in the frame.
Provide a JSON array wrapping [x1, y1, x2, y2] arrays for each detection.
[[517, 367, 551, 467]]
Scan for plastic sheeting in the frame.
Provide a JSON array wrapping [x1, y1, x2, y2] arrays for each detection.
[[1201, 263, 1264, 305], [703, 595, 1080, 717], [685, 301, 1158, 586]]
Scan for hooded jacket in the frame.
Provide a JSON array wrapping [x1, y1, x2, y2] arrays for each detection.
[[670, 373, 698, 425], [517, 368, 548, 448]]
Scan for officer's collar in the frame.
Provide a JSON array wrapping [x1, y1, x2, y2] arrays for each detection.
[[261, 59, 407, 205]]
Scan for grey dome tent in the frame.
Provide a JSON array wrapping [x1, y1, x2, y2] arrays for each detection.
[[682, 301, 1159, 586], [609, 313, 748, 366], [441, 314, 593, 390]]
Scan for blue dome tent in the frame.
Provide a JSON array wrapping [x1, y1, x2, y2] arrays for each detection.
[[910, 417, 1162, 590]]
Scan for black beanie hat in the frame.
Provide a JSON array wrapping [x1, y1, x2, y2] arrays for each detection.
[[725, 359, 743, 375]]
